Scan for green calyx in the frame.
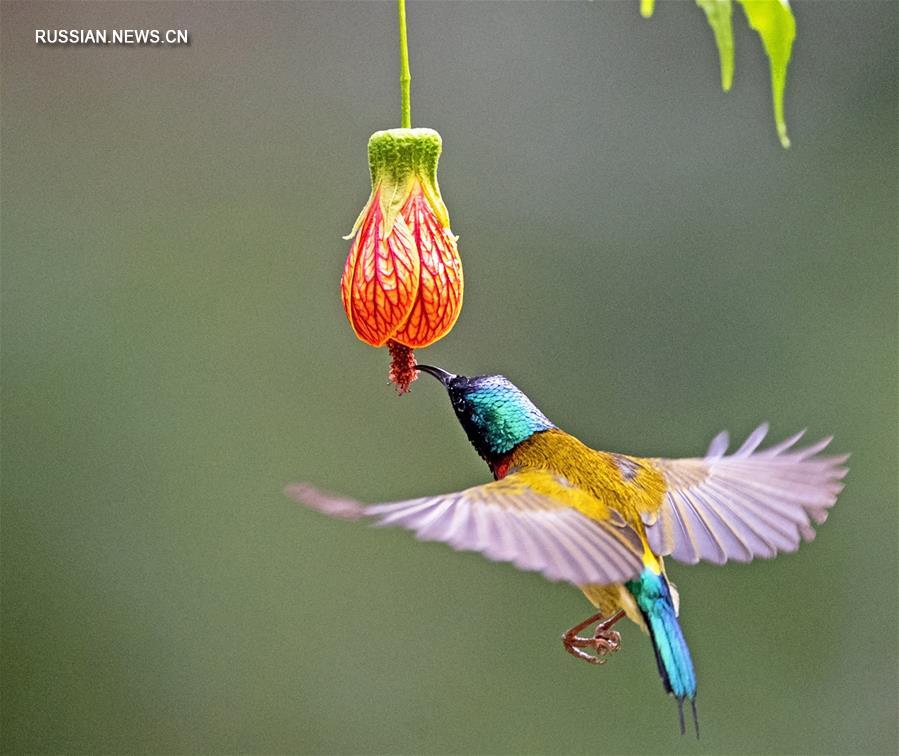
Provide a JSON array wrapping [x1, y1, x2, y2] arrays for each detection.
[[367, 128, 450, 232]]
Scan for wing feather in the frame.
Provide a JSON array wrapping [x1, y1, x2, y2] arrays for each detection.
[[287, 472, 644, 586], [672, 489, 728, 564], [689, 486, 754, 562], [733, 422, 770, 456], [549, 511, 620, 583], [642, 425, 847, 565], [663, 494, 697, 564]]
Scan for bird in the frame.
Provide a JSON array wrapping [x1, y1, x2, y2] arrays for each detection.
[[286, 365, 847, 736]]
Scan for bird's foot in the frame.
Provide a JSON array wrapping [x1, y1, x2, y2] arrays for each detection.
[[562, 628, 621, 664], [561, 610, 624, 665]]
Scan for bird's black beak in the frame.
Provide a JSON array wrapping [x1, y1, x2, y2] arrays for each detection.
[[415, 364, 455, 387]]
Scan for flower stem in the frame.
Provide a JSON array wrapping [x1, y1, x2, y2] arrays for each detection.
[[398, 0, 411, 128]]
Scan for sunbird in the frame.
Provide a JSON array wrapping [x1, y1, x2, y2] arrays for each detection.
[[287, 365, 847, 735]]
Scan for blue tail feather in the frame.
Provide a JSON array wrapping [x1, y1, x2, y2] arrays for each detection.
[[626, 568, 698, 735]]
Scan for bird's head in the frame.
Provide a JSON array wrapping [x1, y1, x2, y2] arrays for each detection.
[[416, 365, 555, 463]]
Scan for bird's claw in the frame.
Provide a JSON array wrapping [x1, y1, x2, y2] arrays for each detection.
[[562, 627, 622, 665], [596, 627, 622, 654]]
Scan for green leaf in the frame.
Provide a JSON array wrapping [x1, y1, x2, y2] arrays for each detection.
[[640, 0, 655, 19], [738, 0, 796, 148], [696, 0, 735, 92]]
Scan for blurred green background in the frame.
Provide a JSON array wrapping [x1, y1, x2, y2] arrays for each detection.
[[2, 1, 896, 754]]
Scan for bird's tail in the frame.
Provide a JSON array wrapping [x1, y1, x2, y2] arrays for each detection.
[[626, 567, 698, 737]]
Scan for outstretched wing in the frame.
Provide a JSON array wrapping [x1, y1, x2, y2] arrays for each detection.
[[640, 424, 848, 565], [286, 471, 644, 586]]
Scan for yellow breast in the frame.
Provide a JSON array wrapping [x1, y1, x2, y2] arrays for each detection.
[[508, 429, 667, 527]]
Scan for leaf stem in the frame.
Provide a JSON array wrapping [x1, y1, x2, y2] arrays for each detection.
[[398, 0, 411, 128]]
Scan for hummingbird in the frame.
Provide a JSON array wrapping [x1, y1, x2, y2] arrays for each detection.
[[286, 365, 847, 736]]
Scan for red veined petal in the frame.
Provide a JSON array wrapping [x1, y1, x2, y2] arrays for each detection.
[[391, 189, 463, 348], [340, 190, 420, 347]]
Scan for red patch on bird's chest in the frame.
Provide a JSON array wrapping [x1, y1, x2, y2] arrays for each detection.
[[492, 456, 513, 480]]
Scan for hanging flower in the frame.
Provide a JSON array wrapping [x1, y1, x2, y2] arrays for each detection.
[[340, 128, 463, 393]]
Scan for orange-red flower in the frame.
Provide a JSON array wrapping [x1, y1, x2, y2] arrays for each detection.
[[340, 129, 463, 391]]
